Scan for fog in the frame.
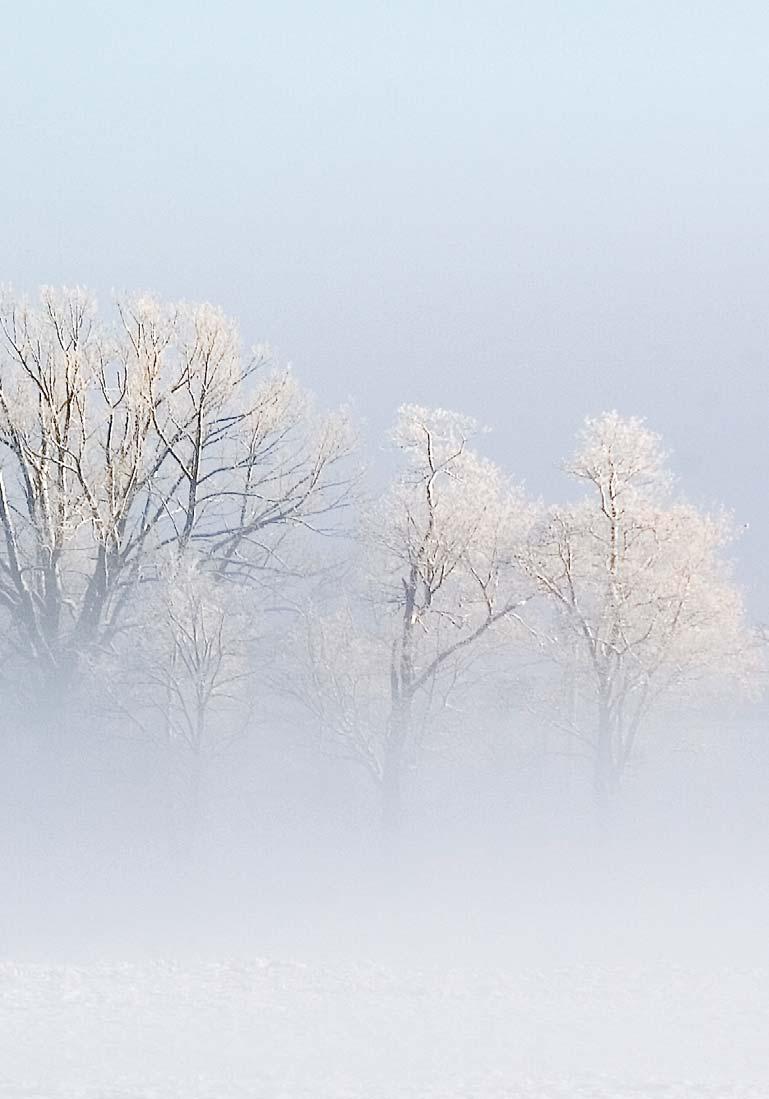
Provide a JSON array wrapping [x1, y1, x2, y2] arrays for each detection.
[[2, 2, 769, 1096], [4, 3, 769, 608], [3, 696, 769, 1096]]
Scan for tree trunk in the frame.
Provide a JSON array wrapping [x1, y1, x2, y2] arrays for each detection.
[[180, 748, 205, 860], [382, 697, 410, 831], [594, 691, 613, 810], [381, 750, 402, 832]]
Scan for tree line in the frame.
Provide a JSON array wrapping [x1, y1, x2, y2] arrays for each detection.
[[0, 288, 758, 834]]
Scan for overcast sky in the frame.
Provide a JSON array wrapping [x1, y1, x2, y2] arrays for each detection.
[[2, 0, 768, 609]]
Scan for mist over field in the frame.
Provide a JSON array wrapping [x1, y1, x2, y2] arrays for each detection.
[[2, 2, 769, 1097], [2, 702, 769, 1097]]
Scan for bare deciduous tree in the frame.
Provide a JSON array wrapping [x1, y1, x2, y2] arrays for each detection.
[[526, 412, 755, 805], [0, 287, 355, 718], [288, 406, 537, 827], [101, 562, 261, 851]]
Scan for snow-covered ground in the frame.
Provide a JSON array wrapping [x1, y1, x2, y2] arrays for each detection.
[[1, 957, 767, 1098]]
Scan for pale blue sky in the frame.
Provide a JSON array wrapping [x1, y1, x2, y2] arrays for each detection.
[[2, 1, 769, 606]]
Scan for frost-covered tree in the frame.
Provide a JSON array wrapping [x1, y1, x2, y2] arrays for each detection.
[[287, 601, 389, 791], [526, 412, 753, 804], [0, 287, 354, 714], [98, 561, 262, 850], [289, 406, 537, 827]]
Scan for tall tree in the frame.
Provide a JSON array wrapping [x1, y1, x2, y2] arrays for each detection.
[[0, 287, 354, 713], [289, 406, 536, 827], [526, 412, 753, 805]]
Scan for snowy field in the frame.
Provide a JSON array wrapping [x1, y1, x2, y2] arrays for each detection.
[[1, 957, 767, 1099]]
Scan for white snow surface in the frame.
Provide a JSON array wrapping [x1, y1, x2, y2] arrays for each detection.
[[0, 957, 766, 1098]]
